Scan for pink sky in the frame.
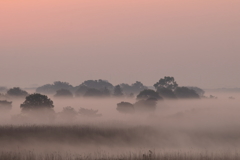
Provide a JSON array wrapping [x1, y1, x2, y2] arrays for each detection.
[[0, 0, 240, 88]]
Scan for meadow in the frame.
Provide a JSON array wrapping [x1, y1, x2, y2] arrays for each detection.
[[1, 93, 240, 160]]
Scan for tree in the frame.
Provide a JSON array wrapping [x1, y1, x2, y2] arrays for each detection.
[[102, 87, 111, 97], [116, 102, 134, 114], [79, 108, 102, 117], [7, 87, 28, 97], [80, 79, 113, 90], [154, 76, 178, 91], [113, 85, 123, 97], [0, 100, 12, 111], [59, 106, 78, 120], [135, 90, 162, 112], [134, 98, 158, 112], [75, 85, 89, 97], [84, 88, 103, 97], [54, 89, 73, 98], [132, 81, 147, 92], [174, 87, 200, 99], [187, 87, 205, 97], [137, 89, 162, 100], [36, 81, 74, 94], [120, 81, 147, 94], [157, 88, 177, 99], [20, 93, 54, 112]]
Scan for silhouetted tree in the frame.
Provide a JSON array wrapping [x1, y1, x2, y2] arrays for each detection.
[[102, 87, 111, 97], [84, 88, 103, 97], [174, 87, 200, 99], [135, 90, 162, 112], [137, 89, 162, 100], [7, 87, 28, 98], [229, 96, 235, 100], [132, 81, 147, 92], [54, 89, 73, 98], [80, 79, 113, 90], [113, 85, 123, 97], [59, 106, 78, 120], [120, 81, 147, 94], [116, 102, 134, 114], [36, 81, 74, 94], [209, 95, 217, 99], [154, 76, 178, 91], [75, 85, 89, 97], [0, 100, 12, 111], [187, 87, 205, 97], [134, 98, 158, 112], [157, 88, 177, 99], [20, 93, 54, 112], [79, 108, 102, 117]]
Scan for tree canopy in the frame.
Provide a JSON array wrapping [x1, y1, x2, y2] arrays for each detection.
[[7, 87, 28, 97], [36, 81, 74, 94], [20, 93, 54, 111], [174, 87, 200, 99], [187, 87, 205, 97], [113, 85, 123, 97], [116, 102, 134, 114], [80, 79, 113, 90], [54, 89, 73, 98], [0, 100, 12, 111], [154, 76, 178, 91], [120, 81, 147, 94], [75, 85, 90, 97], [157, 88, 177, 99], [137, 89, 162, 100], [84, 88, 103, 97]]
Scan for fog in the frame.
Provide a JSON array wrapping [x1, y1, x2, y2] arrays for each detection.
[[1, 92, 240, 158]]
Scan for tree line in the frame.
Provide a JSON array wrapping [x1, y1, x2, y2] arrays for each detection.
[[0, 76, 209, 116]]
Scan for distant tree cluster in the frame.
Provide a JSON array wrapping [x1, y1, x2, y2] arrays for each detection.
[[2, 76, 207, 120], [7, 87, 29, 98], [120, 81, 147, 95], [117, 89, 163, 113], [35, 77, 204, 100], [15, 93, 102, 121], [36, 80, 119, 98], [0, 87, 29, 100], [36, 81, 74, 95], [116, 76, 205, 114], [154, 77, 201, 99], [54, 89, 73, 98]]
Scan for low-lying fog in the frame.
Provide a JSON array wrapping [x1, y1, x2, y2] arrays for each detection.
[[0, 92, 240, 156]]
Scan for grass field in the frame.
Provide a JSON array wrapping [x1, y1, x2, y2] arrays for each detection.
[[1, 98, 240, 160], [1, 150, 240, 160], [0, 124, 240, 160]]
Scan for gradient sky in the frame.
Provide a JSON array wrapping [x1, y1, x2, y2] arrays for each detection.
[[0, 0, 240, 89]]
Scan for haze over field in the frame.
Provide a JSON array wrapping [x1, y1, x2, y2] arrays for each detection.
[[1, 0, 240, 88], [1, 0, 240, 159]]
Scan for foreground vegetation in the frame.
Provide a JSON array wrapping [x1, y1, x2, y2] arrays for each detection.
[[1, 150, 240, 160]]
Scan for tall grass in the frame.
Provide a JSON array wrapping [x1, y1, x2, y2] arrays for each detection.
[[1, 124, 240, 160], [1, 150, 240, 160]]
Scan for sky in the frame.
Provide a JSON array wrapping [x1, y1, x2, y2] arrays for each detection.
[[0, 0, 240, 89]]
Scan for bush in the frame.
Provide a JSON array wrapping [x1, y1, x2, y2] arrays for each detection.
[[116, 102, 134, 114], [0, 100, 12, 111]]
